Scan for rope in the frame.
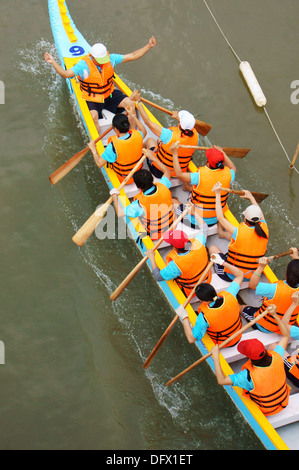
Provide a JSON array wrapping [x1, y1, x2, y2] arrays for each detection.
[[202, 0, 298, 175]]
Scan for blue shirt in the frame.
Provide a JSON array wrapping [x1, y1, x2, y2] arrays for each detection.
[[290, 325, 299, 340], [124, 176, 171, 218], [188, 168, 236, 226], [71, 53, 124, 80], [192, 282, 240, 342], [229, 345, 285, 391], [101, 131, 144, 163]]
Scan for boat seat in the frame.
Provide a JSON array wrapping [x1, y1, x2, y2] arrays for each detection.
[[267, 393, 299, 429], [221, 329, 288, 364]]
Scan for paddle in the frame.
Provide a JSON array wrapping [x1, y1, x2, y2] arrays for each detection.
[[267, 248, 298, 262], [72, 153, 147, 247], [221, 187, 269, 204], [110, 203, 193, 301], [49, 125, 114, 185], [165, 306, 273, 387], [139, 97, 212, 136], [179, 145, 250, 158], [142, 261, 214, 369]]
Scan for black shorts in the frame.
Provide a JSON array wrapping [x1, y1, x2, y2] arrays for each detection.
[[146, 146, 164, 178], [87, 89, 127, 118]]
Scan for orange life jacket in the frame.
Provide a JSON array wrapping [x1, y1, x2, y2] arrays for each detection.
[[191, 166, 232, 219], [107, 130, 144, 184], [254, 281, 299, 333], [198, 291, 242, 346], [134, 183, 174, 240], [241, 351, 290, 416], [166, 239, 212, 297], [286, 351, 299, 381], [226, 221, 269, 278], [79, 54, 115, 103], [153, 127, 199, 177]]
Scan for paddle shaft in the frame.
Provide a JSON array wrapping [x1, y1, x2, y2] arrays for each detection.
[[269, 249, 298, 261], [221, 187, 268, 203], [49, 126, 114, 185], [139, 97, 212, 136], [142, 261, 214, 369], [165, 307, 272, 387], [72, 154, 147, 247], [110, 205, 192, 301], [179, 145, 250, 158]]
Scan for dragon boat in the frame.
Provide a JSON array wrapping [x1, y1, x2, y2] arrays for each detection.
[[48, 0, 299, 450]]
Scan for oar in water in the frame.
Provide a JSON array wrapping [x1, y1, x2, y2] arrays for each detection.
[[165, 306, 274, 387], [142, 261, 214, 369], [139, 97, 212, 136], [49, 126, 114, 185], [179, 145, 250, 158], [110, 204, 193, 301], [221, 187, 269, 204], [72, 153, 147, 247]]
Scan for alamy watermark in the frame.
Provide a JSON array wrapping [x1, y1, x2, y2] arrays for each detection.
[[290, 80, 299, 104], [0, 81, 4, 104]]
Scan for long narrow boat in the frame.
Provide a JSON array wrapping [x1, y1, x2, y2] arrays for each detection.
[[48, 0, 299, 450]]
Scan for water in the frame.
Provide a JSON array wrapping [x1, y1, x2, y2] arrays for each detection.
[[0, 0, 298, 450]]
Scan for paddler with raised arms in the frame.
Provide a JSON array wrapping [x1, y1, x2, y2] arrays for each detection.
[[44, 36, 157, 135], [130, 89, 199, 185]]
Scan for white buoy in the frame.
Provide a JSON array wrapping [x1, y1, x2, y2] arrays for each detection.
[[239, 61, 267, 107]]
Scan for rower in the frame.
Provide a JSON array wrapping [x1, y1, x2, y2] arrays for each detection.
[[171, 142, 236, 228], [209, 181, 269, 282], [88, 108, 146, 184], [44, 37, 157, 135], [110, 149, 178, 240], [130, 89, 199, 183], [146, 209, 212, 297], [176, 255, 244, 347], [211, 305, 291, 417], [280, 291, 299, 388], [240, 248, 299, 333]]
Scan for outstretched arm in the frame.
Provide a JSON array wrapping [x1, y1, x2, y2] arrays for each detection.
[[44, 52, 75, 78], [131, 90, 163, 137], [122, 36, 157, 63], [212, 182, 236, 235]]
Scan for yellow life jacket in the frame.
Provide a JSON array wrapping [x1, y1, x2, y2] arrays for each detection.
[[254, 280, 299, 333], [166, 239, 212, 296], [134, 183, 174, 240], [198, 291, 242, 346], [153, 127, 198, 177], [191, 166, 232, 219], [108, 130, 144, 184], [79, 54, 115, 103], [241, 351, 290, 416]]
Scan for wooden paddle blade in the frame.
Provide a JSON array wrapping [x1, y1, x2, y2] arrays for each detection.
[[72, 197, 113, 246], [251, 192, 269, 203], [221, 147, 250, 158], [49, 146, 89, 185], [194, 120, 212, 136]]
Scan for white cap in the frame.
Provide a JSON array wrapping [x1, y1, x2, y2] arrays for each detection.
[[178, 110, 196, 130], [90, 43, 109, 64], [243, 204, 263, 222]]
